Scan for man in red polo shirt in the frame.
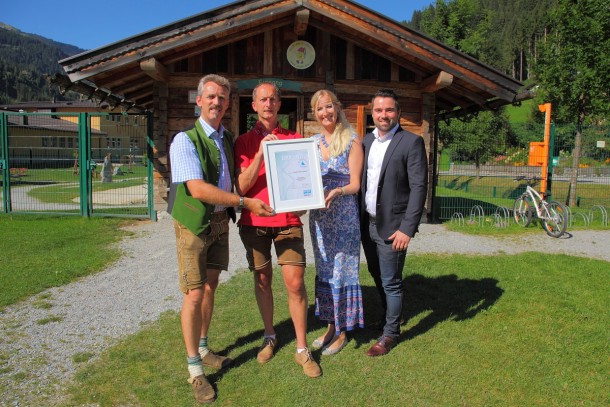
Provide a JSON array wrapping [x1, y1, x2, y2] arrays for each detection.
[[234, 82, 321, 378]]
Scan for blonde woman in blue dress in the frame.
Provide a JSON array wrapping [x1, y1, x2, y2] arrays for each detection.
[[309, 89, 364, 355]]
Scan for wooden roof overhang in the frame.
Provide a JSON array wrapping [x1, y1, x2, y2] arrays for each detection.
[[54, 0, 531, 117]]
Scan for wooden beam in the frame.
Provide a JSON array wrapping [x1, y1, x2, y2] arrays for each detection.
[[356, 105, 366, 139], [317, 30, 331, 79], [230, 92, 239, 135], [294, 9, 310, 36], [140, 58, 169, 82], [188, 55, 202, 73], [264, 30, 273, 75], [346, 42, 355, 80], [94, 67, 142, 88], [391, 63, 399, 82], [112, 80, 152, 96], [124, 87, 153, 102], [420, 71, 453, 93], [450, 83, 489, 107], [422, 92, 435, 220], [296, 95, 304, 136], [436, 92, 471, 109], [332, 82, 419, 98]]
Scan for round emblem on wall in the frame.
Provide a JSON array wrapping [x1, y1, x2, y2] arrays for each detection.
[[286, 40, 315, 69]]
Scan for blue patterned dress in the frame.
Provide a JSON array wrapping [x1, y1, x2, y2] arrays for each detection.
[[309, 133, 364, 332]]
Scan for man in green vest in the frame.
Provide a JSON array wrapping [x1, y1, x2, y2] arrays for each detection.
[[169, 74, 273, 403]]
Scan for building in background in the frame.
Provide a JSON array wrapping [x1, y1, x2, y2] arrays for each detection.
[[54, 0, 529, 214]]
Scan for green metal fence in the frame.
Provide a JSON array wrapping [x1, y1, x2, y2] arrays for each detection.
[[433, 119, 610, 227], [0, 111, 155, 220]]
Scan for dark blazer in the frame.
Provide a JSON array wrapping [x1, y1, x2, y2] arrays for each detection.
[[360, 127, 428, 239]]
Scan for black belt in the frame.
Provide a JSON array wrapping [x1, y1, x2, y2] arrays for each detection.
[[369, 215, 377, 224]]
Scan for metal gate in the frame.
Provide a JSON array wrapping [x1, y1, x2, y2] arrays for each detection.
[[0, 111, 155, 220]]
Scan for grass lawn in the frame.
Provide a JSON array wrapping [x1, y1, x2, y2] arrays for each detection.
[[505, 99, 535, 122], [1, 215, 607, 405], [0, 215, 131, 309], [65, 254, 609, 406]]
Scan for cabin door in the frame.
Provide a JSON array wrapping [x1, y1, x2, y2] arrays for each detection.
[[238, 95, 302, 135]]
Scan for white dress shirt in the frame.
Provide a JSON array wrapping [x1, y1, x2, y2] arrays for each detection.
[[365, 124, 400, 217]]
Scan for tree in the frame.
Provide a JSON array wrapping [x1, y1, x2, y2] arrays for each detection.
[[439, 110, 512, 179], [534, 0, 610, 206], [410, 0, 559, 81]]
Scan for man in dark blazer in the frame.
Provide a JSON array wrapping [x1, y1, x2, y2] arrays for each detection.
[[360, 89, 428, 356]]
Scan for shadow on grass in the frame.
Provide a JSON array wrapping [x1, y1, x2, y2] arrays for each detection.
[[352, 273, 504, 347], [207, 272, 502, 385]]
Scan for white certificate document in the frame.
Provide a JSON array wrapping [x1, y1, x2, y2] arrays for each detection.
[[262, 138, 325, 213]]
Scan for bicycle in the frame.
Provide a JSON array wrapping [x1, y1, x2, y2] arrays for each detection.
[[513, 176, 568, 238]]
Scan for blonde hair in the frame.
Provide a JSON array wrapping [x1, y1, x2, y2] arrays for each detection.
[[310, 89, 354, 157]]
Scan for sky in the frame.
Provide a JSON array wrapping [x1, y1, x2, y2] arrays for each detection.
[[2, 0, 435, 51]]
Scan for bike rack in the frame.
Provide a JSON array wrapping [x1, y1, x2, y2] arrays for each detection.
[[450, 212, 465, 226], [566, 206, 590, 227], [468, 205, 485, 226], [493, 206, 510, 228], [588, 205, 608, 227]]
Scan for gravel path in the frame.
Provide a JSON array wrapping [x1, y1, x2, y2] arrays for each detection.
[[1, 211, 608, 406]]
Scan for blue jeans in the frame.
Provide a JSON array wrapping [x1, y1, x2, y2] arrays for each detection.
[[362, 221, 406, 339]]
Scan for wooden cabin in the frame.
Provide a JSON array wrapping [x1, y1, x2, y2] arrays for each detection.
[[54, 0, 530, 218]]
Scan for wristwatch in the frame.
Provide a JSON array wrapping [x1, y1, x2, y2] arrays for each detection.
[[238, 196, 244, 209]]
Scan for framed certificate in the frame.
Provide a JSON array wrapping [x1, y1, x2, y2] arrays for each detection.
[[262, 138, 325, 213]]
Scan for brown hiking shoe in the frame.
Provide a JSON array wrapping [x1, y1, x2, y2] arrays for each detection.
[[256, 337, 276, 364], [294, 349, 321, 378], [201, 350, 233, 370], [187, 374, 216, 403]]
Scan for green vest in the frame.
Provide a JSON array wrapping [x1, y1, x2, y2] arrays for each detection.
[[169, 120, 235, 235]]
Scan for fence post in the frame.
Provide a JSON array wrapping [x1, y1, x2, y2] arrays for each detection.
[[547, 122, 555, 197], [0, 112, 10, 213], [538, 103, 552, 196], [431, 116, 440, 222], [77, 113, 91, 217], [146, 112, 156, 221]]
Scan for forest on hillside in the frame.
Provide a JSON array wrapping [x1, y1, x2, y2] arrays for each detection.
[[408, 0, 608, 126], [407, 0, 558, 83], [0, 24, 85, 104]]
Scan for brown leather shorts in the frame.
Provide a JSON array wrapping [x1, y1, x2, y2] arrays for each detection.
[[173, 212, 229, 293], [238, 225, 306, 271]]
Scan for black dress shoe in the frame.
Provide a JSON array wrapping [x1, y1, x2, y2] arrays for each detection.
[[366, 336, 396, 357]]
